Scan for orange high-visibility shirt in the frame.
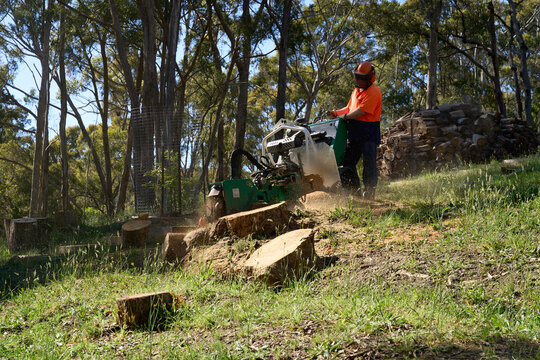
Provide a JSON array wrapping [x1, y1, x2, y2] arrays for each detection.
[[336, 84, 382, 122]]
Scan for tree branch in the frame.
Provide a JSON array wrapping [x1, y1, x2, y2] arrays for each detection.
[[0, 157, 32, 172]]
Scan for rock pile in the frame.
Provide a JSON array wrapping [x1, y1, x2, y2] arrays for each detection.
[[377, 104, 539, 178]]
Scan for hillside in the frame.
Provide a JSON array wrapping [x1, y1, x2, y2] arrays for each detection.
[[1, 154, 539, 359]]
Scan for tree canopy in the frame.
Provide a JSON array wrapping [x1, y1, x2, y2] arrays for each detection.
[[0, 0, 538, 220]]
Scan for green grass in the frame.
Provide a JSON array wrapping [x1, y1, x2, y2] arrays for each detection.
[[1, 154, 539, 358]]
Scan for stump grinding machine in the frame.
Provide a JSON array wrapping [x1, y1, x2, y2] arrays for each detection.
[[205, 117, 356, 221]]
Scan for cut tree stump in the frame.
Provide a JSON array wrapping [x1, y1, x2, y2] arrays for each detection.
[[210, 202, 292, 239], [184, 227, 212, 249], [161, 233, 188, 263], [116, 291, 183, 329], [3, 217, 52, 253], [242, 228, 319, 285], [121, 220, 152, 248]]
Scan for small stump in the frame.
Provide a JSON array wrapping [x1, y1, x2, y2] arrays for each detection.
[[210, 202, 292, 239], [242, 228, 319, 285], [122, 220, 151, 248], [3, 217, 52, 253], [116, 291, 182, 329], [161, 233, 188, 263]]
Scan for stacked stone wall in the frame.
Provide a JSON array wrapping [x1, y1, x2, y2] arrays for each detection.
[[377, 103, 538, 179]]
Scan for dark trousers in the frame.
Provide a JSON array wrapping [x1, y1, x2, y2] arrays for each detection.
[[341, 140, 378, 191]]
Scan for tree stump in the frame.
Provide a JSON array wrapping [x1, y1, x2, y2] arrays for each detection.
[[3, 217, 52, 253], [121, 220, 151, 248], [116, 291, 182, 329], [242, 228, 319, 285], [161, 233, 188, 263]]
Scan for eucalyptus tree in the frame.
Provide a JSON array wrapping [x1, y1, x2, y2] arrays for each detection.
[[422, 0, 443, 109], [438, 0, 508, 116], [211, 0, 272, 179], [0, 0, 57, 217], [506, 0, 533, 127], [0, 90, 33, 219], [169, 0, 211, 214], [264, 0, 294, 123], [287, 0, 369, 122]]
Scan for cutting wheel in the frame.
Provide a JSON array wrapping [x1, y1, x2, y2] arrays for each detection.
[[205, 194, 226, 222]]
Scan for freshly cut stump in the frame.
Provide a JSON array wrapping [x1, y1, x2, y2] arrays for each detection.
[[161, 233, 188, 263], [122, 220, 151, 248], [116, 291, 181, 329], [211, 202, 291, 239], [184, 227, 212, 249], [242, 228, 318, 285]]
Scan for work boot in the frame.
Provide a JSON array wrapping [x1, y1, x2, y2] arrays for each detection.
[[363, 187, 376, 200]]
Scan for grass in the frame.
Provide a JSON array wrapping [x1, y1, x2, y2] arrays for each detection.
[[1, 154, 539, 358]]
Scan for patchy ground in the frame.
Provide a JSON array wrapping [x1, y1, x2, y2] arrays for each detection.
[[1, 156, 539, 359]]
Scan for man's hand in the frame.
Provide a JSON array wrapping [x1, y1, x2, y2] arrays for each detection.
[[327, 110, 338, 118]]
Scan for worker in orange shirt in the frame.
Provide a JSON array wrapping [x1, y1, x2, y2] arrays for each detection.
[[327, 61, 382, 199]]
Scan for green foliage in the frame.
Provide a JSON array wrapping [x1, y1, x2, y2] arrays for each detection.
[[0, 0, 538, 225]]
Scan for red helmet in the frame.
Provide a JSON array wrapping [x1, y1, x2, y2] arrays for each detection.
[[353, 61, 376, 83]]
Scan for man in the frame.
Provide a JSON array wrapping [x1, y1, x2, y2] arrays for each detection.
[[327, 61, 382, 199]]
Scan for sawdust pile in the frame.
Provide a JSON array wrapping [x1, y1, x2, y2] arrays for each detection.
[[296, 191, 350, 212]]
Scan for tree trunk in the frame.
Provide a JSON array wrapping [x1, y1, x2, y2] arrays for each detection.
[[216, 116, 225, 182], [488, 1, 506, 117], [117, 123, 133, 213], [176, 80, 187, 215], [109, 0, 140, 109], [508, 0, 533, 126], [29, 0, 53, 218], [58, 10, 69, 215], [109, 0, 142, 214], [98, 32, 114, 216], [38, 129, 49, 216], [163, 0, 181, 215], [275, 0, 291, 123], [426, 0, 441, 109], [507, 31, 523, 120], [191, 58, 236, 204], [231, 0, 252, 179], [136, 0, 159, 212], [304, 78, 321, 122]]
